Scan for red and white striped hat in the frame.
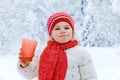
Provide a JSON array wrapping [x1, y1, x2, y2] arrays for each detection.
[[47, 12, 74, 35]]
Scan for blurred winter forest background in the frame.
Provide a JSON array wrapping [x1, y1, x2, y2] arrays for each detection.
[[0, 0, 120, 55]]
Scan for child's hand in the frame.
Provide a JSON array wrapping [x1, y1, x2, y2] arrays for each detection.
[[19, 59, 30, 68], [18, 48, 30, 68]]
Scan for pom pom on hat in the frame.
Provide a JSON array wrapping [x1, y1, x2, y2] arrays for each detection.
[[47, 12, 74, 35]]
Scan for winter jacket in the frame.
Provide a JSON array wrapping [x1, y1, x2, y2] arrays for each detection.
[[17, 43, 97, 80]]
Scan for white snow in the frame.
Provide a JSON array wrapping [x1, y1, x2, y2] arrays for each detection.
[[0, 55, 26, 80], [0, 48, 120, 80], [88, 48, 120, 80], [112, 0, 120, 16]]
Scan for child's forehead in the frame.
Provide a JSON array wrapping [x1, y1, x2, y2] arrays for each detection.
[[54, 23, 70, 28]]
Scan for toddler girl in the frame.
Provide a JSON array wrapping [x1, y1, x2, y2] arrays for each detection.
[[17, 12, 97, 80]]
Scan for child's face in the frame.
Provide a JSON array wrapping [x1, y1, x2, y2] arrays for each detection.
[[51, 22, 73, 44]]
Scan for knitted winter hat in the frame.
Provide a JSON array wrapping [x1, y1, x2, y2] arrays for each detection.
[[47, 12, 74, 35]]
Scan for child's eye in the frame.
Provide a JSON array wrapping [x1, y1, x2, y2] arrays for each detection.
[[54, 28, 60, 30], [65, 27, 70, 30]]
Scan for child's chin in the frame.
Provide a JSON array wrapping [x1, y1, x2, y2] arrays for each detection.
[[58, 40, 70, 44]]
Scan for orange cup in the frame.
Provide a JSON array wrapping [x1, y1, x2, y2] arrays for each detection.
[[21, 39, 38, 62]]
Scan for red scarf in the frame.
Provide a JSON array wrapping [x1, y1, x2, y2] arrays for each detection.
[[38, 40, 78, 80]]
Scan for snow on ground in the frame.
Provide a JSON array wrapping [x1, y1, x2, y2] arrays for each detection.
[[0, 55, 26, 80], [88, 48, 120, 80], [0, 48, 120, 80]]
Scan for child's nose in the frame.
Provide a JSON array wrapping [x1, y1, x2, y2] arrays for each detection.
[[60, 29, 65, 34]]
